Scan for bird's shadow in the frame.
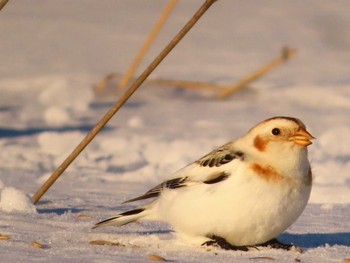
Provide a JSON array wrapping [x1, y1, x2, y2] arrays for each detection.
[[119, 229, 173, 236], [279, 232, 350, 248], [37, 208, 84, 215]]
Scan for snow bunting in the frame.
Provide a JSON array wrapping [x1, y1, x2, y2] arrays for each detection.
[[94, 116, 314, 251]]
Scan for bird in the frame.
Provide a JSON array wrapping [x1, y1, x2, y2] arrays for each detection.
[[93, 116, 315, 251]]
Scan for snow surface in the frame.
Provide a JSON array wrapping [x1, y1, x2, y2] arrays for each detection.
[[0, 187, 37, 214], [0, 0, 349, 262]]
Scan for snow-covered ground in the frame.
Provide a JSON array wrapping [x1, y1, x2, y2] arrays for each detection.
[[0, 1, 349, 262]]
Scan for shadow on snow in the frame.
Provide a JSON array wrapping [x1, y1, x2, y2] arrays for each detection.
[[280, 232, 350, 248], [37, 208, 84, 215], [0, 125, 112, 138]]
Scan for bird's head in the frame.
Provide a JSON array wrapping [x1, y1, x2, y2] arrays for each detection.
[[243, 117, 315, 158]]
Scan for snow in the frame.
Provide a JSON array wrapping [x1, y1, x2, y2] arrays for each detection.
[[0, 187, 37, 214], [0, 0, 349, 262], [43, 107, 71, 127], [38, 77, 93, 112]]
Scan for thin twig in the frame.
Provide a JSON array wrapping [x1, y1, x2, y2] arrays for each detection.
[[96, 0, 178, 90], [95, 73, 118, 90], [147, 78, 224, 91], [139, 47, 295, 95], [95, 48, 296, 98], [118, 0, 178, 89], [89, 240, 125, 246], [0, 0, 10, 11], [146, 47, 296, 95], [32, 0, 218, 204], [217, 47, 297, 99]]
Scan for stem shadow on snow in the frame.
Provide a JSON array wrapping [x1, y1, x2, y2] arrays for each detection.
[[280, 232, 350, 248], [0, 125, 111, 138]]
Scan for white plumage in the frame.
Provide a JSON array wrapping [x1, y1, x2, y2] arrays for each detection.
[[94, 116, 314, 250]]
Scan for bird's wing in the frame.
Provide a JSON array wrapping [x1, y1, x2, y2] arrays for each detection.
[[123, 144, 244, 203], [195, 144, 244, 168]]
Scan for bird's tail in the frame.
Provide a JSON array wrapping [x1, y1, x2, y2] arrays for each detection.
[[93, 207, 146, 229]]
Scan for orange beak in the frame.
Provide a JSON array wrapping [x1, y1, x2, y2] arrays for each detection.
[[289, 129, 315, 146]]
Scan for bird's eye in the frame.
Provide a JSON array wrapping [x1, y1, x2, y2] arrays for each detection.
[[271, 128, 281, 136]]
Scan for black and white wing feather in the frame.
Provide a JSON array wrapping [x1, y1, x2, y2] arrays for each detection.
[[196, 144, 244, 167], [123, 177, 189, 203], [124, 144, 244, 204]]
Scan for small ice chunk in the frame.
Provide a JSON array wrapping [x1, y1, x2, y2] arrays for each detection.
[[0, 187, 37, 214]]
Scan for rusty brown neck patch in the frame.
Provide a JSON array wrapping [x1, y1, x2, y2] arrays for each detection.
[[253, 135, 268, 152], [250, 163, 284, 183]]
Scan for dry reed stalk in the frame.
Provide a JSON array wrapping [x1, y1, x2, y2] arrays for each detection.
[[31, 241, 45, 249], [32, 0, 218, 204], [96, 0, 178, 90], [89, 240, 125, 246], [95, 73, 118, 90], [148, 78, 223, 91], [147, 47, 296, 95], [0, 0, 10, 11], [118, 0, 178, 89], [75, 214, 95, 219], [148, 254, 168, 262], [0, 234, 10, 240], [249, 256, 276, 261], [217, 47, 297, 99]]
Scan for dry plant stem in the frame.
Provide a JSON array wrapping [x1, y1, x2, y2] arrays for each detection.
[[148, 78, 224, 91], [95, 0, 177, 90], [148, 254, 168, 262], [118, 0, 178, 89], [95, 73, 118, 90], [96, 0, 177, 90], [32, 0, 218, 204], [99, 48, 296, 94], [89, 240, 125, 246], [0, 234, 10, 240], [217, 47, 297, 99], [0, 0, 10, 10], [31, 241, 45, 249], [148, 48, 296, 94]]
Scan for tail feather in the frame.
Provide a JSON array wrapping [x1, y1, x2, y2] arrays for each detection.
[[93, 208, 145, 229]]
